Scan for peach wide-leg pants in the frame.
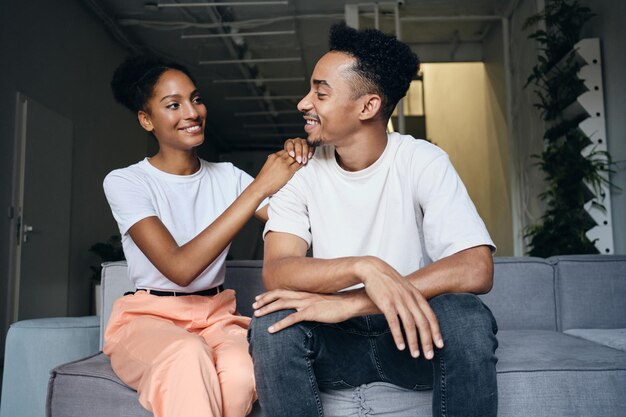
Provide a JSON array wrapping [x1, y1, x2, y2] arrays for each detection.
[[103, 289, 255, 417]]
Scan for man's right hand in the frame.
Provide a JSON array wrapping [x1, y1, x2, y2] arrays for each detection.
[[355, 257, 444, 359]]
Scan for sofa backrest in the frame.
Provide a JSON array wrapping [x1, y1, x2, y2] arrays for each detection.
[[551, 255, 626, 331], [99, 260, 266, 349], [480, 257, 557, 331], [101, 255, 626, 345]]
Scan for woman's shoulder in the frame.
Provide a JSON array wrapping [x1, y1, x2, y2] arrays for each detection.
[[199, 159, 250, 179], [103, 159, 151, 188]]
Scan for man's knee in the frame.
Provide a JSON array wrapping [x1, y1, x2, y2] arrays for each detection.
[[249, 310, 305, 360], [430, 293, 498, 355]]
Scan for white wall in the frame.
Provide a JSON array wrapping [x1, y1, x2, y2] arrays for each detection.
[[0, 0, 149, 360]]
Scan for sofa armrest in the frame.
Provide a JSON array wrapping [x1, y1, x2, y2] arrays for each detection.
[[0, 316, 99, 417], [100, 261, 133, 350]]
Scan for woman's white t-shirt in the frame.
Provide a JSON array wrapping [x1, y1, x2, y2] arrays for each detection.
[[103, 158, 257, 292]]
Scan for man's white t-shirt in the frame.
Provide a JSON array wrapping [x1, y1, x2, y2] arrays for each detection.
[[264, 133, 495, 290], [104, 158, 258, 292]]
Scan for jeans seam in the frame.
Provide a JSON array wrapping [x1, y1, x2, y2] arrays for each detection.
[[439, 354, 447, 417], [304, 332, 324, 417], [369, 337, 388, 382]]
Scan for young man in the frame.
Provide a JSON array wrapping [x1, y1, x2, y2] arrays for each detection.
[[249, 23, 498, 417]]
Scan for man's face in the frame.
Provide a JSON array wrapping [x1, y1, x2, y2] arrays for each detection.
[[297, 52, 364, 147]]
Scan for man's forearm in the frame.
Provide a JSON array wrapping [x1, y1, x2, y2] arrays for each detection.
[[320, 245, 495, 320], [405, 245, 493, 299], [263, 256, 365, 293]]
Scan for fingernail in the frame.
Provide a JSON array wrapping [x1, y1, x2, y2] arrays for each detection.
[[252, 302, 257, 308], [296, 156, 302, 163], [308, 152, 313, 158], [303, 157, 307, 164], [398, 343, 405, 351], [436, 338, 444, 348], [426, 350, 434, 359], [289, 151, 295, 157], [268, 326, 275, 333], [255, 295, 260, 300], [412, 350, 420, 358]]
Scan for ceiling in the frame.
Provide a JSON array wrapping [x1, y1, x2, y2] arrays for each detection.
[[83, 0, 515, 153]]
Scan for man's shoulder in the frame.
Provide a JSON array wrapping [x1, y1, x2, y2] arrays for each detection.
[[390, 133, 447, 167]]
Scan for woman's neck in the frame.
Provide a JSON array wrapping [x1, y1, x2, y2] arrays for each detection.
[[148, 149, 200, 175]]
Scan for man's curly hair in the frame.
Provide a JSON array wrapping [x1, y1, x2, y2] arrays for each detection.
[[329, 22, 419, 119]]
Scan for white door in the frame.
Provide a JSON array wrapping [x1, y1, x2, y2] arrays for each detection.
[[10, 93, 73, 321]]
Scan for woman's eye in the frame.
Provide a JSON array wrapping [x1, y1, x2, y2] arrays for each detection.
[[166, 103, 180, 110], [193, 96, 203, 104]]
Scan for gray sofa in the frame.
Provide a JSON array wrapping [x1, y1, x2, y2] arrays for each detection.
[[1, 256, 625, 417]]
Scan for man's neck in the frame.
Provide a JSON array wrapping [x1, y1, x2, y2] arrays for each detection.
[[334, 126, 388, 172]]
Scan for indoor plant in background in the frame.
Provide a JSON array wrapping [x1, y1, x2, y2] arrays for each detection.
[[89, 234, 125, 315], [523, 0, 615, 257]]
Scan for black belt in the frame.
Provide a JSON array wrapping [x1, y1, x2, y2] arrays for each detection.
[[134, 285, 224, 297]]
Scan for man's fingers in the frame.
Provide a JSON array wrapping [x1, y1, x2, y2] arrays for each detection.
[[412, 308, 434, 360], [419, 297, 444, 349], [382, 309, 406, 351], [268, 311, 303, 333], [397, 306, 420, 358]]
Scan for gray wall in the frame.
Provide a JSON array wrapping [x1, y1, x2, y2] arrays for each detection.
[[0, 0, 150, 360], [508, 0, 625, 254], [579, 0, 626, 254]]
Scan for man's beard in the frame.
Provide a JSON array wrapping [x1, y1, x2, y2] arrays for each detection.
[[307, 137, 322, 147]]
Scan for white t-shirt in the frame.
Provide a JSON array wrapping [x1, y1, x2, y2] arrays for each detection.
[[104, 158, 258, 292], [264, 133, 495, 290]]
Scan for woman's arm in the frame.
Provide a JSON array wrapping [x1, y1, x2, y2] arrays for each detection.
[[129, 150, 301, 287]]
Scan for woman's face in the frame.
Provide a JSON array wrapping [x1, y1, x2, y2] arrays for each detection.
[[138, 69, 207, 152]]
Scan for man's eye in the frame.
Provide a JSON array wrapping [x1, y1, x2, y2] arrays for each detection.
[[315, 92, 326, 98]]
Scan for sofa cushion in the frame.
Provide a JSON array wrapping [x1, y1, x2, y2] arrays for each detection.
[[479, 257, 556, 330], [47, 353, 262, 417], [49, 330, 626, 417], [48, 353, 151, 417], [552, 255, 626, 330], [564, 328, 626, 351]]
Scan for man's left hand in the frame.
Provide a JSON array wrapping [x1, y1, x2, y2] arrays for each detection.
[[253, 289, 354, 333]]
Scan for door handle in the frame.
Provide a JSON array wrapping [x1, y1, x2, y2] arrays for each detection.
[[23, 224, 34, 243]]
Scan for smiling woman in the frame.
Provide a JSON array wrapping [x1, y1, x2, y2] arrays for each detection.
[[101, 54, 310, 417]]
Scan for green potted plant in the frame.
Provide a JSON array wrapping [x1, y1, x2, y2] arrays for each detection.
[[523, 0, 614, 256], [89, 234, 125, 315]]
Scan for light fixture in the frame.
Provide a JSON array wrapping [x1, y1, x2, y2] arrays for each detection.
[[156, 1, 289, 8], [225, 95, 301, 101], [234, 110, 301, 116], [199, 57, 301, 65], [212, 77, 305, 83], [182, 30, 295, 39]]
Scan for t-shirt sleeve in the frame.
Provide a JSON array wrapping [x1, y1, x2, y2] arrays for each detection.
[[263, 174, 312, 247], [415, 153, 495, 261], [103, 171, 157, 236]]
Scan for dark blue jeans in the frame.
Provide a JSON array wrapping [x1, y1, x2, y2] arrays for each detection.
[[249, 293, 498, 417]]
